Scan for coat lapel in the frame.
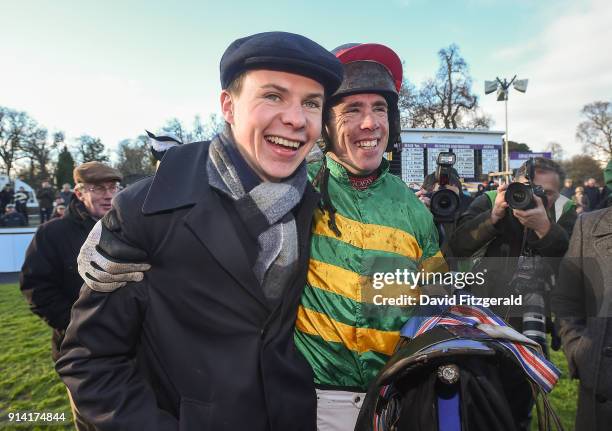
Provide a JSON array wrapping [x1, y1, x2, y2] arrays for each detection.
[[591, 208, 612, 317], [183, 191, 270, 309], [592, 208, 612, 259], [141, 140, 269, 309]]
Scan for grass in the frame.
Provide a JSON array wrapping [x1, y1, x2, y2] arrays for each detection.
[[0, 282, 579, 430], [0, 284, 71, 430], [535, 343, 579, 430]]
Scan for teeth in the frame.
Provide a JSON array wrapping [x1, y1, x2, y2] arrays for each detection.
[[356, 139, 378, 148], [266, 136, 301, 149]]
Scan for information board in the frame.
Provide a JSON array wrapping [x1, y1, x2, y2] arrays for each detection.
[[481, 149, 500, 175], [454, 149, 475, 178], [401, 145, 424, 184]]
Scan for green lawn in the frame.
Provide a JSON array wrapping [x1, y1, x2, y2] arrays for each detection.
[[0, 284, 71, 430], [0, 282, 579, 430]]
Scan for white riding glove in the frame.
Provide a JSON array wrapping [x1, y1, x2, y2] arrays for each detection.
[[78, 220, 151, 292]]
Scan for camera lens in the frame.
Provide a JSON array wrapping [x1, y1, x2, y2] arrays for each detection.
[[505, 183, 534, 210], [431, 189, 459, 218]]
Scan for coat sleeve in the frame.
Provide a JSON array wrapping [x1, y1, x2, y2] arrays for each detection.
[[55, 189, 178, 431], [527, 205, 577, 258], [20, 226, 74, 330], [449, 194, 501, 258], [551, 213, 586, 379]]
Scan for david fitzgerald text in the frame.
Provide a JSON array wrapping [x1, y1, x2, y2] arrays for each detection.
[[373, 294, 523, 308]]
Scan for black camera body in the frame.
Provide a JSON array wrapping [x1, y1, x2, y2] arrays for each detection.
[[505, 158, 548, 210], [428, 151, 460, 223]]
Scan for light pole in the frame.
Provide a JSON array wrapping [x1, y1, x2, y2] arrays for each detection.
[[484, 76, 528, 178]]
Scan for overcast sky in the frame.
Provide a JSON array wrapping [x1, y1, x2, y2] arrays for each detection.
[[2, 0, 611, 157]]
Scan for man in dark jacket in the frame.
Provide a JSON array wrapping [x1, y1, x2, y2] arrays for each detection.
[[13, 186, 29, 225], [59, 183, 74, 206], [55, 32, 343, 431], [0, 204, 26, 227], [0, 183, 13, 214], [20, 162, 122, 429], [451, 157, 576, 307], [36, 181, 56, 223], [450, 156, 577, 350], [552, 207, 612, 430], [21, 162, 122, 359]]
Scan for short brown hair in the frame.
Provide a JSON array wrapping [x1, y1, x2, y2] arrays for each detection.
[[226, 71, 247, 96], [516, 157, 565, 188]]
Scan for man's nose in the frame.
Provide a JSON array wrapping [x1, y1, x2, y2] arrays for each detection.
[[281, 103, 307, 129], [360, 110, 380, 130]]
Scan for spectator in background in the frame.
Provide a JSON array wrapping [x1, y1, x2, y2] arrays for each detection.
[[1, 183, 14, 214], [20, 161, 122, 430], [52, 204, 66, 219], [474, 183, 486, 198], [561, 178, 575, 199], [36, 181, 56, 223], [14, 186, 29, 225], [572, 186, 590, 214], [584, 178, 601, 211], [59, 183, 74, 206], [0, 204, 26, 227], [416, 168, 472, 265]]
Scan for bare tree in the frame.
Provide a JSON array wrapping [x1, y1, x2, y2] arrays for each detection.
[[161, 118, 191, 144], [116, 136, 155, 182], [0, 107, 31, 177], [21, 127, 63, 182], [77, 135, 108, 163], [162, 114, 225, 144], [201, 113, 225, 140], [560, 154, 604, 185], [398, 45, 482, 130], [576, 101, 612, 161], [435, 45, 478, 128], [545, 141, 565, 161]]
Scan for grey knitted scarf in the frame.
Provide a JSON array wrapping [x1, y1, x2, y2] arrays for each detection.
[[207, 134, 307, 301]]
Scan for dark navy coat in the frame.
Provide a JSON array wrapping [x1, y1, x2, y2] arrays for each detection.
[[56, 141, 319, 431]]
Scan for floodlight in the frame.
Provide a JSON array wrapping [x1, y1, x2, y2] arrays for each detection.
[[513, 79, 528, 93], [484, 80, 498, 94], [484, 75, 529, 179]]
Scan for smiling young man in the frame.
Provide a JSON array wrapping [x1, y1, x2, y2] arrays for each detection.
[[295, 43, 447, 430], [55, 32, 342, 431]]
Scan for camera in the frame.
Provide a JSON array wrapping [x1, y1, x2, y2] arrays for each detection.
[[505, 158, 548, 210], [427, 151, 460, 223], [510, 254, 549, 349]]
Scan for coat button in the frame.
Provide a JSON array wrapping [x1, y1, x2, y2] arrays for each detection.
[[603, 346, 612, 357], [354, 396, 361, 403], [595, 394, 607, 403]]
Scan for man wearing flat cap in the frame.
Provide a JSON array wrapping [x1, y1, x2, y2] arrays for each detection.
[[20, 161, 122, 429], [56, 32, 343, 430]]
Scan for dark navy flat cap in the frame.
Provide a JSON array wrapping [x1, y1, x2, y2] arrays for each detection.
[[220, 31, 344, 95]]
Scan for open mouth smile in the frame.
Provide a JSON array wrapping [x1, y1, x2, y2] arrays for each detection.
[[265, 135, 303, 150], [355, 139, 379, 149]]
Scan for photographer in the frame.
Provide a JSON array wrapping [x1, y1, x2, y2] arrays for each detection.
[[450, 157, 577, 327], [416, 163, 472, 262]]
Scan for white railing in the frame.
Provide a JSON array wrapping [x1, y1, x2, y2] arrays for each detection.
[[0, 227, 37, 272]]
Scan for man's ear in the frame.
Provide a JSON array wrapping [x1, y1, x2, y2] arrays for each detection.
[[73, 188, 84, 202], [220, 90, 235, 124]]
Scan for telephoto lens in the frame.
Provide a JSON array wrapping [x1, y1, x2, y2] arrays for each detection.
[[522, 292, 547, 347]]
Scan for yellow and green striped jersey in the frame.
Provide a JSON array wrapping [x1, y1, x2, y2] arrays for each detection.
[[295, 156, 446, 390]]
